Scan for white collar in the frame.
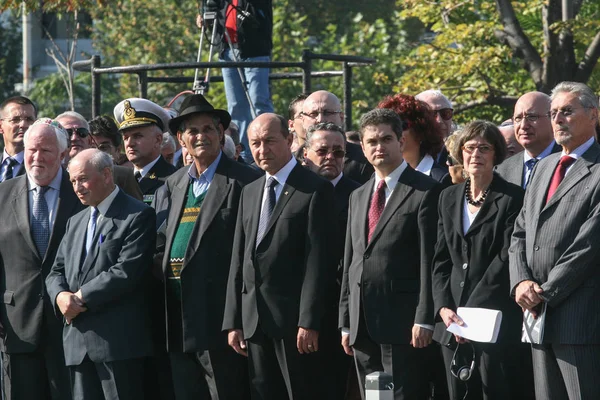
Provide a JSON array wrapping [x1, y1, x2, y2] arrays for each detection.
[[265, 156, 297, 187], [134, 155, 161, 178]]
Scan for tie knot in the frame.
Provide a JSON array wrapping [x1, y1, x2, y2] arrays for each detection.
[[559, 155, 576, 167], [525, 158, 538, 170], [90, 207, 99, 219], [267, 177, 278, 189], [134, 171, 142, 181], [376, 179, 387, 191], [37, 186, 49, 196], [4, 158, 17, 167]]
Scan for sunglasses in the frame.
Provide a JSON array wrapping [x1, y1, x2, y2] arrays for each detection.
[[66, 127, 90, 138], [433, 108, 454, 121], [311, 148, 346, 158]]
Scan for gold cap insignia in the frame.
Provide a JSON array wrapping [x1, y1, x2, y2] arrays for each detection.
[[123, 100, 136, 121]]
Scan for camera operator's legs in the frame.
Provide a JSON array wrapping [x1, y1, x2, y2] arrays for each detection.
[[221, 48, 273, 163]]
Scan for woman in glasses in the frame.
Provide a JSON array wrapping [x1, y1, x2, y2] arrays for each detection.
[[378, 94, 449, 183], [431, 120, 526, 399]]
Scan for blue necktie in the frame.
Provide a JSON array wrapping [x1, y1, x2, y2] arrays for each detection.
[[0, 158, 18, 182], [85, 207, 99, 255], [524, 158, 538, 188], [32, 186, 50, 258], [256, 177, 278, 248]]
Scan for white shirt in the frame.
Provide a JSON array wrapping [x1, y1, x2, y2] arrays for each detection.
[[462, 199, 479, 235], [330, 172, 344, 187], [95, 185, 120, 220], [415, 154, 435, 176], [561, 136, 595, 176], [260, 156, 297, 212], [134, 155, 161, 179], [27, 168, 63, 232]]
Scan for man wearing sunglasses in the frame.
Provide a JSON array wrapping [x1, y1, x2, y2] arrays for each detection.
[[56, 111, 142, 201], [415, 90, 454, 169], [303, 122, 360, 399], [302, 90, 374, 184], [0, 96, 37, 182]]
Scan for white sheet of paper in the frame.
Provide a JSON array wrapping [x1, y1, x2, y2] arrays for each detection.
[[446, 307, 503, 343]]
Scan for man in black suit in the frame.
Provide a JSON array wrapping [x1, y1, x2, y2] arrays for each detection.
[[339, 108, 441, 399], [495, 92, 560, 188], [0, 96, 37, 182], [302, 90, 374, 184], [303, 122, 360, 399], [0, 119, 84, 399], [46, 148, 156, 400], [114, 98, 177, 203], [223, 113, 338, 399], [155, 94, 260, 399]]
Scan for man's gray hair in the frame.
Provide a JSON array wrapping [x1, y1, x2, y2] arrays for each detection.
[[25, 118, 69, 153], [70, 149, 114, 174], [55, 111, 90, 130], [162, 132, 176, 150], [305, 122, 346, 148], [223, 135, 236, 159], [415, 89, 453, 108], [551, 81, 599, 110], [226, 122, 240, 145]]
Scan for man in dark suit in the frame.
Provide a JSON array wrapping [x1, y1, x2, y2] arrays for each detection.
[[155, 94, 260, 399], [56, 111, 143, 200], [303, 122, 360, 399], [114, 98, 177, 203], [46, 148, 156, 400], [0, 119, 84, 400], [339, 108, 441, 399], [510, 82, 600, 399], [0, 96, 37, 182], [495, 92, 560, 188], [302, 90, 374, 184], [223, 113, 338, 399]]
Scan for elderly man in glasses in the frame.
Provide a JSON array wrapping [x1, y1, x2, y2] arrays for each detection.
[[55, 111, 142, 200], [0, 96, 37, 182], [495, 92, 561, 189]]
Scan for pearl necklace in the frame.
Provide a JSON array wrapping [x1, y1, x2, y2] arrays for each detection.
[[465, 178, 490, 207]]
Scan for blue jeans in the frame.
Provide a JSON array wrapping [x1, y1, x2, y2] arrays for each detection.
[[221, 48, 273, 163]]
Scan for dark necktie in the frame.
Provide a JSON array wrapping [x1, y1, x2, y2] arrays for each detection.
[[524, 158, 538, 188], [367, 179, 387, 242], [0, 158, 18, 182], [545, 156, 576, 204], [32, 186, 50, 258], [134, 171, 142, 182], [256, 177, 278, 248], [85, 207, 99, 255]]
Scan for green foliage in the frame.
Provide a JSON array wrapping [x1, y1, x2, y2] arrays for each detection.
[[0, 12, 22, 99]]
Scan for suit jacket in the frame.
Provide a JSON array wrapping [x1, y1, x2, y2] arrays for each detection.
[[0, 171, 84, 353], [509, 142, 600, 344], [344, 142, 374, 184], [223, 163, 338, 339], [430, 161, 450, 184], [138, 156, 177, 197], [432, 175, 524, 345], [339, 166, 441, 345], [157, 156, 261, 352], [113, 164, 143, 201], [495, 143, 561, 187], [46, 190, 156, 365]]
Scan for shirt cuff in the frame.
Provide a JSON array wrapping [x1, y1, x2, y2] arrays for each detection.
[[341, 328, 350, 336], [414, 323, 434, 331]]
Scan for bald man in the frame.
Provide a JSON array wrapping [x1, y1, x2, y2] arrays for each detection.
[[302, 90, 374, 183], [223, 113, 338, 399], [498, 122, 523, 159], [496, 92, 561, 188]]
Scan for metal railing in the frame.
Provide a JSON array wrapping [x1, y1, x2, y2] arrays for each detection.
[[72, 50, 375, 131]]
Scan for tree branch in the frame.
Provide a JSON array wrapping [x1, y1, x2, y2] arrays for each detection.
[[494, 0, 543, 86], [575, 31, 600, 83], [454, 95, 519, 113]]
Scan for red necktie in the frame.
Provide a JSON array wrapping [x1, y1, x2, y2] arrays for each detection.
[[545, 156, 576, 204], [367, 179, 387, 242]]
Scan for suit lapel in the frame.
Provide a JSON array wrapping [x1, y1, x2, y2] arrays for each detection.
[[184, 162, 232, 269], [354, 178, 374, 252], [465, 187, 501, 236], [367, 168, 415, 248], [11, 178, 39, 258], [449, 184, 464, 238], [45, 172, 79, 264], [248, 176, 266, 253]]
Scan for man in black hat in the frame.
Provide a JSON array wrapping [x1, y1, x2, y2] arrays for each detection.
[[114, 98, 177, 204], [154, 94, 261, 399]]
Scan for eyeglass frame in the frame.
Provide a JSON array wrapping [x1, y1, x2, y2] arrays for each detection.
[[308, 146, 346, 159], [462, 144, 495, 154], [512, 112, 550, 124], [431, 108, 454, 121], [1, 116, 36, 125]]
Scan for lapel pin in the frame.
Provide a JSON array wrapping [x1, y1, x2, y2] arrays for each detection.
[[284, 191, 289, 195]]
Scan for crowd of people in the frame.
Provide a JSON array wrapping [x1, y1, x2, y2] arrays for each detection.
[[0, 80, 598, 400]]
